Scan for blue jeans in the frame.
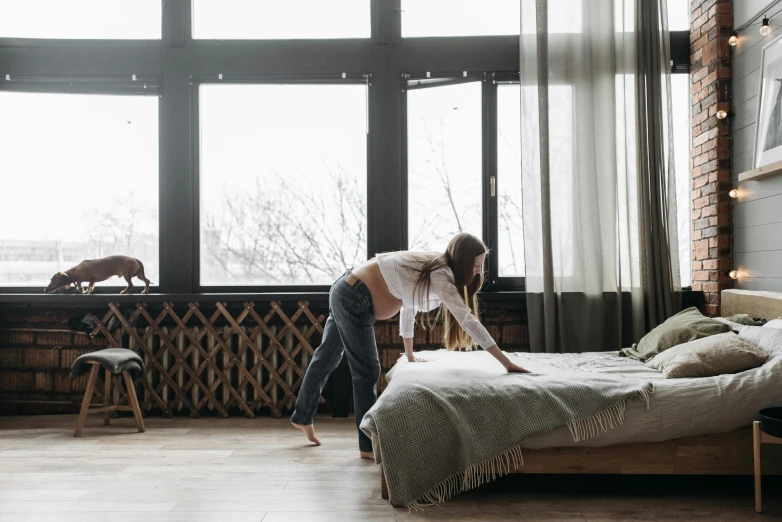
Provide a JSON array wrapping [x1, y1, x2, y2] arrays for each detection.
[[290, 270, 381, 452]]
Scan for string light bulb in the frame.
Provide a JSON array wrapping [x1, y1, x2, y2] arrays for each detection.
[[729, 188, 739, 199], [761, 17, 772, 36], [716, 109, 728, 120], [729, 32, 738, 46], [729, 270, 739, 280]]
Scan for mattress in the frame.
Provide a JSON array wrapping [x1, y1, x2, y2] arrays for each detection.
[[384, 345, 782, 449]]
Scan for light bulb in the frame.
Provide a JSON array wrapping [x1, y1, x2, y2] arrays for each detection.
[[729, 189, 739, 199], [729, 270, 739, 280], [729, 33, 738, 46], [716, 110, 728, 120], [761, 17, 771, 36]]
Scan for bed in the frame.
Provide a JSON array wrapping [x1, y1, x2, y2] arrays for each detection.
[[368, 289, 782, 506]]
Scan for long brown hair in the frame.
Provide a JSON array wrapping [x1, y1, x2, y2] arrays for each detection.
[[406, 233, 488, 351]]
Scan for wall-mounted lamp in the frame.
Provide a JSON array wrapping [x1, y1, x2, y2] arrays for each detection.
[[729, 32, 739, 46], [761, 16, 772, 36], [729, 270, 739, 280], [729, 189, 739, 199], [716, 109, 729, 120]]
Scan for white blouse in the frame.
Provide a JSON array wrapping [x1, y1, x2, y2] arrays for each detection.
[[375, 251, 496, 350]]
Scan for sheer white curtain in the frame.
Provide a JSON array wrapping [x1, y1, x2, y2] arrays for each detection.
[[521, 0, 680, 353]]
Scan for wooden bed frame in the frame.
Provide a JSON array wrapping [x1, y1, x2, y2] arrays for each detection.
[[380, 289, 782, 500]]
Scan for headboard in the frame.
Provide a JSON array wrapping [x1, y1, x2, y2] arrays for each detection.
[[721, 289, 782, 320]]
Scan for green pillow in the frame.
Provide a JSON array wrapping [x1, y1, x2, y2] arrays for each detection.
[[619, 307, 730, 362], [725, 314, 767, 326]]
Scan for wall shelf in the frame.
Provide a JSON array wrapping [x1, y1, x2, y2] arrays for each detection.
[[739, 159, 782, 183]]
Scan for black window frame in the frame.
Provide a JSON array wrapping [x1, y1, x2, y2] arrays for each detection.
[[0, 0, 690, 296]]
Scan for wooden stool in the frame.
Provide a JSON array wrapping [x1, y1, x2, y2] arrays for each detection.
[[753, 420, 782, 512], [74, 361, 145, 437]]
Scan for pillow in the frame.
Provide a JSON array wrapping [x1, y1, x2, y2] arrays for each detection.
[[763, 318, 782, 329], [647, 332, 768, 378], [739, 325, 782, 355], [724, 314, 767, 326], [619, 307, 730, 362]]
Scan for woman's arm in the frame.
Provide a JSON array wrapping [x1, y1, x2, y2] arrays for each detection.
[[486, 345, 530, 373], [403, 337, 427, 362], [429, 272, 529, 373]]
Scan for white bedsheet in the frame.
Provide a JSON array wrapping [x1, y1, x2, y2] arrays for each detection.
[[388, 346, 782, 449]]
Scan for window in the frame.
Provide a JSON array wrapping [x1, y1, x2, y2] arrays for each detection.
[[672, 74, 691, 287], [497, 83, 525, 277], [0, 92, 159, 287], [406, 80, 483, 251], [2, 2, 690, 295], [667, 0, 689, 31], [403, 0, 520, 37], [669, 0, 691, 287], [192, 0, 370, 40], [0, 0, 161, 39], [404, 75, 525, 286], [199, 83, 368, 286], [402, 0, 584, 37]]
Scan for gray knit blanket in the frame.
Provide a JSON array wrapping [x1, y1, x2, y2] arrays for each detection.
[[70, 348, 145, 379], [360, 350, 653, 509]]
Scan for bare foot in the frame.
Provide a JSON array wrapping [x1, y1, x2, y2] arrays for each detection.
[[360, 450, 374, 460], [291, 422, 321, 446]]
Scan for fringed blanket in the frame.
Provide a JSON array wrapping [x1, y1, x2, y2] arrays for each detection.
[[360, 350, 653, 509]]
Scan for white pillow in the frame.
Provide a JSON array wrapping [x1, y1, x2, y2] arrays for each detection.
[[763, 318, 782, 329], [739, 326, 782, 355]]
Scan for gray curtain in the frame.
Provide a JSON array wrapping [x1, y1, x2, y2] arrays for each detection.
[[520, 0, 680, 353]]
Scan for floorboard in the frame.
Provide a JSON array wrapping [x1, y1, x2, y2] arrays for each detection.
[[0, 414, 779, 521]]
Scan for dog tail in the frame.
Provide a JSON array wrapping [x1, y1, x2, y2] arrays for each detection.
[[137, 260, 153, 284]]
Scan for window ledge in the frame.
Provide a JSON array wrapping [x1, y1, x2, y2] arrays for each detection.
[[0, 290, 527, 307], [0, 289, 700, 308], [0, 292, 331, 307]]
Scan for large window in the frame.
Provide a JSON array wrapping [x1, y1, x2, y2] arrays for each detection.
[[672, 74, 692, 287], [402, 0, 520, 37], [199, 82, 368, 286], [192, 0, 370, 40], [497, 84, 525, 277], [0, 91, 159, 287], [406, 81, 483, 251], [669, 1, 691, 287], [401, 0, 584, 37], [404, 75, 526, 287], [0, 4, 691, 294], [0, 0, 161, 39]]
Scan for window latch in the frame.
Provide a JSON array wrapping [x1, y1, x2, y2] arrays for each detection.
[[490, 176, 496, 197]]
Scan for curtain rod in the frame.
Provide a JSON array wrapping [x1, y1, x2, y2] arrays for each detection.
[[735, 0, 782, 33]]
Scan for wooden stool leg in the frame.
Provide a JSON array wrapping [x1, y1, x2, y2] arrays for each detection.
[[103, 368, 112, 426], [74, 364, 100, 438], [123, 371, 146, 434], [754, 421, 762, 513]]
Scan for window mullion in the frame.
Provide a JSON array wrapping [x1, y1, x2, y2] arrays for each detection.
[[484, 74, 499, 289]]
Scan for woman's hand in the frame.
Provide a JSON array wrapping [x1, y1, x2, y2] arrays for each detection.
[[486, 345, 530, 373], [505, 362, 531, 373], [407, 354, 428, 363]]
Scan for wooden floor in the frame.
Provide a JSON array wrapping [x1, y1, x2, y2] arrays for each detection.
[[0, 415, 780, 521]]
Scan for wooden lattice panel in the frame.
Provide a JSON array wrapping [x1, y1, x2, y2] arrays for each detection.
[[89, 301, 325, 418]]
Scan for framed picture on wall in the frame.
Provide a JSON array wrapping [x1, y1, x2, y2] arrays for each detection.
[[754, 34, 782, 169]]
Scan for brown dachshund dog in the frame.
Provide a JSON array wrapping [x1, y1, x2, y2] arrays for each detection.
[[44, 255, 151, 294]]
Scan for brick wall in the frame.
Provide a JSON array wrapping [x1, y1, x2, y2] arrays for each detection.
[[690, 0, 733, 315], [0, 303, 529, 416]]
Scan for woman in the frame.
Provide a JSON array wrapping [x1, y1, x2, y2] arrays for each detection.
[[290, 233, 530, 458]]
